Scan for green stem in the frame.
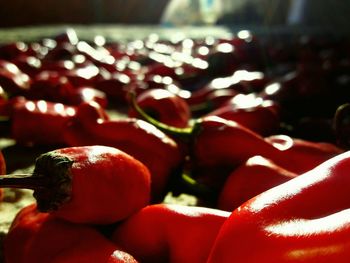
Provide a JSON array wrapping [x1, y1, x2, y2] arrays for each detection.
[[334, 103, 350, 149], [181, 172, 216, 198]]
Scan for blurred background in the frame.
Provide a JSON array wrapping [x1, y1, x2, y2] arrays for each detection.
[[0, 0, 349, 30]]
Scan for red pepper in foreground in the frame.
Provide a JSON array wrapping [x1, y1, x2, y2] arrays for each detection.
[[207, 150, 350, 263], [63, 101, 183, 201], [112, 204, 230, 263], [217, 155, 297, 211], [0, 145, 151, 224], [4, 204, 139, 263]]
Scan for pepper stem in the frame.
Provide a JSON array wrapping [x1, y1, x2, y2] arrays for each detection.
[[334, 103, 350, 149], [129, 92, 194, 139], [0, 174, 48, 189]]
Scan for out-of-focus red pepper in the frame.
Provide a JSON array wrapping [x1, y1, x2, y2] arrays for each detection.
[[187, 70, 268, 109], [217, 155, 297, 211], [63, 101, 183, 201], [93, 71, 132, 104], [6, 97, 76, 145], [0, 85, 7, 115], [128, 88, 191, 128], [30, 71, 108, 107], [4, 204, 139, 263], [206, 98, 280, 136], [112, 204, 230, 263], [0, 59, 31, 96], [0, 145, 151, 224], [208, 150, 350, 263]]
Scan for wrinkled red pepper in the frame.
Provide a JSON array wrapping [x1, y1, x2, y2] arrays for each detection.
[[0, 145, 151, 224], [4, 204, 139, 263], [208, 150, 350, 262], [112, 203, 230, 263], [217, 155, 297, 211], [63, 101, 183, 201]]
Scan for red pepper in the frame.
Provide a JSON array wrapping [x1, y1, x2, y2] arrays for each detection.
[[0, 145, 151, 224], [0, 59, 31, 96], [217, 155, 297, 211], [139, 112, 342, 174], [63, 101, 183, 201], [4, 204, 139, 263], [111, 204, 230, 263], [207, 150, 350, 262], [30, 72, 108, 107], [205, 98, 280, 136], [0, 85, 7, 116], [6, 97, 76, 145], [128, 88, 191, 128], [187, 70, 268, 110]]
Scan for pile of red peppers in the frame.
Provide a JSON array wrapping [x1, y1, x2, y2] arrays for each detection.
[[0, 28, 350, 262]]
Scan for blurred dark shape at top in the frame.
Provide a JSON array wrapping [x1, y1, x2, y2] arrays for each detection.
[[0, 0, 169, 27]]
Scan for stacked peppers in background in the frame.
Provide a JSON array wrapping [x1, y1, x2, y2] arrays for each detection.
[[1, 28, 350, 262]]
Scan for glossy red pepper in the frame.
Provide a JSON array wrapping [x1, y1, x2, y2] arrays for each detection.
[[208, 150, 350, 263], [112, 204, 230, 263], [63, 101, 183, 201], [128, 88, 191, 128], [0, 145, 151, 224], [137, 108, 342, 175], [217, 155, 297, 211], [4, 204, 138, 263], [6, 97, 76, 145]]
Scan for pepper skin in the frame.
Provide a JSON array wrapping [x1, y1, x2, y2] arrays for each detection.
[[112, 204, 230, 263], [192, 116, 342, 174], [0, 145, 151, 224], [217, 155, 297, 211], [128, 88, 191, 128], [265, 134, 344, 173], [4, 204, 139, 263], [8, 97, 76, 145], [63, 101, 183, 201], [207, 150, 350, 263], [206, 99, 280, 136]]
